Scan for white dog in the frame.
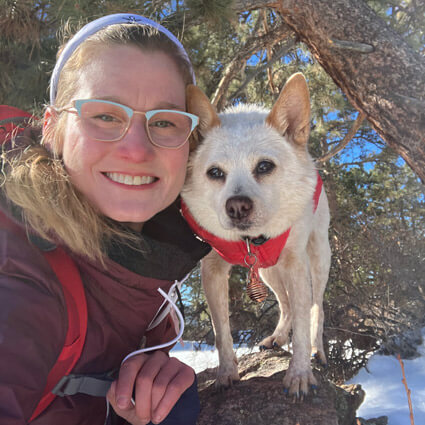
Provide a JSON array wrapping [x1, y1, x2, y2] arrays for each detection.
[[181, 73, 331, 397]]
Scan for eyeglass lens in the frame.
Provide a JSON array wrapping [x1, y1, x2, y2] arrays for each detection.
[[79, 101, 193, 147]]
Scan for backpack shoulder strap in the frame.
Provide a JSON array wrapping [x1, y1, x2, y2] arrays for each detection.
[[0, 105, 33, 143], [0, 122, 88, 420], [29, 247, 88, 421]]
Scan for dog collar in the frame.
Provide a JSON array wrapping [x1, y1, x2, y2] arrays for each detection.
[[180, 204, 292, 268], [181, 173, 322, 267]]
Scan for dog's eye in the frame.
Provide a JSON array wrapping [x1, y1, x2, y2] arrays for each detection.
[[207, 167, 225, 180], [255, 160, 275, 175]]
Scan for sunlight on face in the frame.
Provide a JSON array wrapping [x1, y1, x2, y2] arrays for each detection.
[[61, 46, 189, 230]]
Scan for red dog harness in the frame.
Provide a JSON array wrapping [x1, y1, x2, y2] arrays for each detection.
[[181, 174, 323, 301]]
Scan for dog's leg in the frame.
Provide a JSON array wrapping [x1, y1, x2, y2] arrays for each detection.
[[308, 195, 331, 366], [281, 251, 318, 396], [257, 267, 292, 349], [308, 232, 331, 366], [201, 250, 238, 387]]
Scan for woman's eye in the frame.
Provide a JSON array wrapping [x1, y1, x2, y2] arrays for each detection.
[[150, 120, 175, 128], [255, 160, 275, 175], [93, 114, 119, 123], [207, 167, 225, 180]]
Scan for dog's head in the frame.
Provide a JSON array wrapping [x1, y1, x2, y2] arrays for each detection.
[[182, 73, 318, 241]]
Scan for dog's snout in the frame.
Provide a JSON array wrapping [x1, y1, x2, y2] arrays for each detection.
[[226, 196, 253, 220]]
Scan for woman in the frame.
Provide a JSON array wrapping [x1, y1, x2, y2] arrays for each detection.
[[0, 13, 209, 425]]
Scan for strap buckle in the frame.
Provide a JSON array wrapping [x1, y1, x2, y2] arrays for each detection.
[[52, 373, 115, 397]]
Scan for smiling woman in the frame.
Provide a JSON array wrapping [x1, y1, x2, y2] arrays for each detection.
[[52, 45, 191, 231], [0, 13, 210, 425]]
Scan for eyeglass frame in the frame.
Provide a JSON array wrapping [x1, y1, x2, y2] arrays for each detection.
[[57, 98, 199, 149]]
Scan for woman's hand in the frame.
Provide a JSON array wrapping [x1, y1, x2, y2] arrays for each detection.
[[107, 351, 195, 425]]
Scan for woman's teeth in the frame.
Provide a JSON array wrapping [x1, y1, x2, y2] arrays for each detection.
[[106, 172, 156, 186]]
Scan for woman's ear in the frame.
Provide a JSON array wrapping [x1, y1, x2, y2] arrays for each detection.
[[43, 107, 57, 137], [42, 107, 60, 153]]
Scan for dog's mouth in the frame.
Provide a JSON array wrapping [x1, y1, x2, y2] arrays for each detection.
[[234, 223, 252, 231], [223, 216, 254, 231], [241, 235, 269, 245], [220, 217, 254, 232]]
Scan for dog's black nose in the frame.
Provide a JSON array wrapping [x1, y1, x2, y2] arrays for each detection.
[[226, 196, 253, 220]]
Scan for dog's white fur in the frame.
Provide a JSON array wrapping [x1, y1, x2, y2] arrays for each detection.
[[182, 74, 331, 396]]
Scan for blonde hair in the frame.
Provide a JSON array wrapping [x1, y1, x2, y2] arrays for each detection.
[[2, 23, 193, 264]]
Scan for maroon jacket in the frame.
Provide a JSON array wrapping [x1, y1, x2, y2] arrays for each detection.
[[0, 200, 210, 424]]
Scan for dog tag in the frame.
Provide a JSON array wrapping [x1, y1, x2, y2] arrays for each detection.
[[243, 238, 268, 303], [246, 267, 268, 303]]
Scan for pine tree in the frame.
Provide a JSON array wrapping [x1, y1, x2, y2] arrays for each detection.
[[1, 0, 424, 380]]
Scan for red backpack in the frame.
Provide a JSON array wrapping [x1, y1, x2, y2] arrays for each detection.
[[0, 105, 88, 421]]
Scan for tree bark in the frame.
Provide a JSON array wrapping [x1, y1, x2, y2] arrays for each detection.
[[264, 0, 425, 183]]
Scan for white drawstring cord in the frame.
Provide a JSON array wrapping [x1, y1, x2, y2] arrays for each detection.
[[104, 278, 187, 422], [121, 283, 185, 364], [145, 273, 190, 333]]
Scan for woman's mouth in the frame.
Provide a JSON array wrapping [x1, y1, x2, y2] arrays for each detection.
[[104, 172, 158, 186]]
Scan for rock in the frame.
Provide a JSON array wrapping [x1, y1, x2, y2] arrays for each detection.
[[197, 350, 365, 425]]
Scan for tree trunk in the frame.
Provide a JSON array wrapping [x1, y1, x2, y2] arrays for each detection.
[[279, 0, 425, 182], [233, 0, 425, 183]]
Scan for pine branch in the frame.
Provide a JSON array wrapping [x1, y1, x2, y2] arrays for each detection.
[[232, 0, 276, 11], [211, 23, 292, 110], [317, 112, 366, 163], [261, 10, 277, 95], [228, 38, 296, 103]]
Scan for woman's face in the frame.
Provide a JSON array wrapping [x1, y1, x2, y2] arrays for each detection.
[[57, 45, 189, 231]]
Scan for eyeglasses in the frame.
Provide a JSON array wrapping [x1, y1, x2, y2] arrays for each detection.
[[58, 99, 199, 149]]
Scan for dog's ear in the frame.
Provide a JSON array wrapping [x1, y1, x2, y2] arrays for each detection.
[[186, 85, 220, 150], [266, 73, 311, 147]]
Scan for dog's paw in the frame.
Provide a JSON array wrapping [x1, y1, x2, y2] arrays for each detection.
[[282, 365, 318, 398], [215, 371, 240, 389], [215, 373, 240, 389], [258, 335, 286, 350], [215, 361, 240, 389]]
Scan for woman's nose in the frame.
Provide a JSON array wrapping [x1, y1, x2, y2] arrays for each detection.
[[116, 116, 155, 162]]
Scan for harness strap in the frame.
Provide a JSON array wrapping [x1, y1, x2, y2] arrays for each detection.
[[181, 173, 323, 269], [313, 173, 323, 212], [0, 105, 33, 142]]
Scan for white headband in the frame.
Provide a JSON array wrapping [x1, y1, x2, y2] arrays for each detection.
[[49, 13, 195, 104]]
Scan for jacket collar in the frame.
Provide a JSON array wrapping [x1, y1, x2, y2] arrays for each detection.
[[0, 193, 210, 281]]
